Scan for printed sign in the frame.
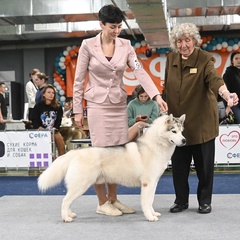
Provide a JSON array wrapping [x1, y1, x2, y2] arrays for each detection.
[[65, 51, 233, 97], [215, 125, 240, 164], [0, 130, 52, 168]]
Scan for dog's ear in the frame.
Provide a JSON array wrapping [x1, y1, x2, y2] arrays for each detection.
[[179, 114, 186, 124], [166, 114, 173, 124]]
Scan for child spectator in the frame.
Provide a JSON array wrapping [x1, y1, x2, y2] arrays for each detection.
[[128, 85, 159, 127]]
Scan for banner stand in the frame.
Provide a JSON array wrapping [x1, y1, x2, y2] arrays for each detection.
[[215, 124, 240, 165], [0, 130, 54, 173], [0, 126, 239, 175]]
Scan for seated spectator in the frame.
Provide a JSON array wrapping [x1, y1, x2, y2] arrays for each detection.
[[223, 51, 240, 124], [35, 72, 49, 104], [127, 86, 159, 140], [32, 84, 65, 158], [128, 85, 159, 127]]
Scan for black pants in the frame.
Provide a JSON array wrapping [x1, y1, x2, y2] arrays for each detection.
[[28, 108, 34, 121], [0, 123, 5, 130], [171, 139, 215, 206]]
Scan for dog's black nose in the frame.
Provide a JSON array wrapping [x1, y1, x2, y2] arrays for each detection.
[[182, 138, 186, 145]]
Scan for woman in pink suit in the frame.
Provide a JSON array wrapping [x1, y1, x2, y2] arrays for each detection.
[[73, 4, 168, 216]]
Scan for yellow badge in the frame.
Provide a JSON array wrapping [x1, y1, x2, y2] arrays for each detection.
[[190, 68, 197, 74]]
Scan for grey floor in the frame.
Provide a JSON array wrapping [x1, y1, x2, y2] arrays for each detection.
[[1, 194, 239, 240]]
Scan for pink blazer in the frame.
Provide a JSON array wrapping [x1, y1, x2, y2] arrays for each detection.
[[73, 33, 159, 114]]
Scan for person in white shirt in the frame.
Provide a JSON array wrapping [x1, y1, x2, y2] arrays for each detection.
[[25, 68, 39, 120]]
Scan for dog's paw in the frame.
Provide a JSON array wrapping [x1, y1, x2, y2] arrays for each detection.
[[69, 212, 77, 218], [144, 211, 159, 222], [150, 207, 161, 217], [152, 211, 161, 217], [63, 217, 73, 223], [147, 216, 159, 222]]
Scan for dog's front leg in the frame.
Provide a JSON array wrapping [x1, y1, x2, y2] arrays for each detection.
[[141, 181, 160, 222], [150, 180, 161, 217]]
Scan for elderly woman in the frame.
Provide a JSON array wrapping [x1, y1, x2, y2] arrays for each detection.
[[164, 23, 239, 214]]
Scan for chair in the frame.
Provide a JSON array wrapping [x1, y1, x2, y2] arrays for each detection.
[[70, 138, 92, 149]]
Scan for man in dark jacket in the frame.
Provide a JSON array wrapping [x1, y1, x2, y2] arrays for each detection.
[[0, 82, 7, 130]]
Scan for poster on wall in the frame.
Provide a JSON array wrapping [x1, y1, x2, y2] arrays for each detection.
[[0, 130, 52, 168], [62, 49, 233, 98], [215, 125, 240, 164]]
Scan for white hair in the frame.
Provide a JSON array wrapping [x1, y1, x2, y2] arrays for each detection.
[[169, 23, 202, 52]]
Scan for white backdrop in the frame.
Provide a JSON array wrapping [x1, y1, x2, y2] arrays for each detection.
[[0, 130, 52, 168], [215, 125, 240, 164]]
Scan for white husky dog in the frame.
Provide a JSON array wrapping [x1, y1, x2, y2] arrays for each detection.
[[38, 114, 186, 222]]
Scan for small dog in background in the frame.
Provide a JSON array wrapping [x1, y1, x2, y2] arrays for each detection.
[[60, 117, 86, 151], [61, 117, 73, 127]]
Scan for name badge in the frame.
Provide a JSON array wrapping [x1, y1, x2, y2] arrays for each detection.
[[190, 68, 197, 74]]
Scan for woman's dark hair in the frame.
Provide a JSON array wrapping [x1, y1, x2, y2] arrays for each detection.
[[29, 68, 40, 78], [42, 84, 60, 108], [37, 72, 49, 82], [136, 86, 149, 99], [230, 52, 240, 65], [98, 4, 125, 24]]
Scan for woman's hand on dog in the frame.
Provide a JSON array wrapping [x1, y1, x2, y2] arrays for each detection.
[[74, 113, 84, 128], [154, 94, 168, 113]]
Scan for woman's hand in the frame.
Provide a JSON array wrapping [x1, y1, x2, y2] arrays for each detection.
[[155, 95, 168, 113], [227, 93, 239, 107], [225, 106, 232, 115], [219, 86, 239, 107], [74, 113, 84, 128], [135, 115, 142, 122]]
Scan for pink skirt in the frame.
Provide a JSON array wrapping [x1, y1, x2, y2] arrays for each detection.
[[87, 97, 128, 147]]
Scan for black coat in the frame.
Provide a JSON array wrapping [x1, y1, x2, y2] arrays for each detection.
[[223, 66, 240, 97]]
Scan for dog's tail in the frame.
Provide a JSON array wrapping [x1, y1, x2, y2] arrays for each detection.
[[38, 150, 75, 192]]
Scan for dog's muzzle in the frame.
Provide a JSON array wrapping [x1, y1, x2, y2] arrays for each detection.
[[171, 138, 186, 146], [181, 138, 186, 146]]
